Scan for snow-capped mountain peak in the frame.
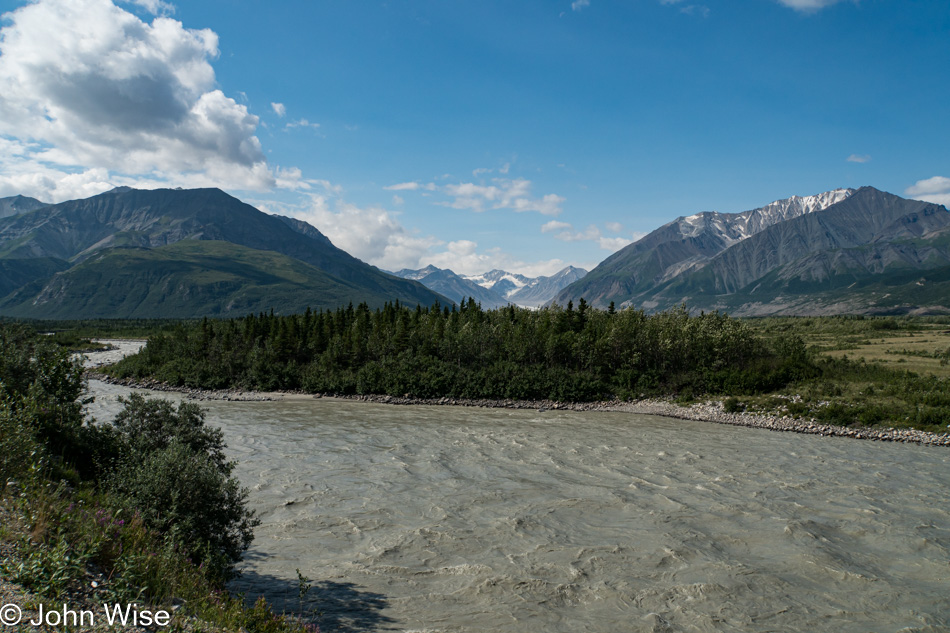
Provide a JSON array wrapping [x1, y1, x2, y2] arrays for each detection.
[[393, 265, 588, 308], [393, 264, 443, 281], [462, 269, 532, 298], [676, 188, 855, 243]]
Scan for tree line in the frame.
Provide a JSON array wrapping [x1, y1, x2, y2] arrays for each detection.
[[109, 301, 816, 400]]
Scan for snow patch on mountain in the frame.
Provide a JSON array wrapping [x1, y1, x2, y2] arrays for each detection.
[[462, 269, 532, 298], [676, 188, 854, 243], [394, 266, 588, 308]]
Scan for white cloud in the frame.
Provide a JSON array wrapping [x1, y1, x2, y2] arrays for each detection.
[[679, 5, 710, 17], [544, 220, 639, 252], [306, 178, 342, 195], [267, 195, 582, 277], [661, 1, 709, 16], [906, 176, 950, 207], [272, 195, 439, 272], [541, 220, 572, 233], [271, 102, 286, 117], [0, 161, 114, 202], [423, 240, 573, 278], [776, 0, 846, 11], [120, 0, 174, 14], [285, 118, 320, 130], [847, 154, 871, 163], [387, 176, 563, 216], [0, 0, 284, 201], [442, 178, 565, 216], [598, 236, 635, 251], [272, 166, 304, 190], [385, 181, 436, 191], [472, 162, 511, 177], [571, 0, 590, 11], [555, 224, 602, 243]]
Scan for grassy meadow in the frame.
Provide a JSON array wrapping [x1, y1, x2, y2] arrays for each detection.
[[735, 316, 950, 432]]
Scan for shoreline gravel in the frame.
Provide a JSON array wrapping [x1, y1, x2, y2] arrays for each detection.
[[87, 372, 950, 448]]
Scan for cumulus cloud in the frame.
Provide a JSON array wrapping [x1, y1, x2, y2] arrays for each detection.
[[269, 195, 438, 272], [571, 0, 590, 11], [121, 0, 175, 14], [271, 102, 286, 117], [906, 176, 950, 208], [847, 154, 871, 163], [0, 0, 280, 201], [0, 155, 114, 202], [267, 195, 579, 277]]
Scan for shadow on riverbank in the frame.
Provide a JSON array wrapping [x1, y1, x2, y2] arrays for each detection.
[[234, 563, 396, 633]]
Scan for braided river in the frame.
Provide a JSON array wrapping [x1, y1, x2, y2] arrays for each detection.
[[85, 344, 950, 632]]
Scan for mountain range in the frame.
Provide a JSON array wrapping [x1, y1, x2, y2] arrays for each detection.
[[555, 186, 950, 315], [0, 184, 946, 320], [392, 265, 587, 308], [0, 187, 445, 318]]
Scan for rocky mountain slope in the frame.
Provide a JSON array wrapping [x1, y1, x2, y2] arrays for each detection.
[[556, 187, 950, 315], [0, 195, 48, 219], [504, 266, 587, 307], [554, 188, 853, 309], [393, 265, 510, 308]]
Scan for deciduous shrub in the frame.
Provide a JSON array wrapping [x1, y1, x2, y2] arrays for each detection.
[[106, 394, 257, 580]]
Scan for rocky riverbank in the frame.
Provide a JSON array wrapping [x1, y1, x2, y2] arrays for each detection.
[[87, 372, 950, 447]]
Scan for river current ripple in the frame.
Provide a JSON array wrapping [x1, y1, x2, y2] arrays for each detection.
[[84, 344, 950, 632]]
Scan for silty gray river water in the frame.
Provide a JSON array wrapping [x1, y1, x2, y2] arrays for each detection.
[[84, 343, 950, 632]]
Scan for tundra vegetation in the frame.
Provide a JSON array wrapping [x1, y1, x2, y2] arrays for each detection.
[[0, 323, 309, 633], [106, 301, 950, 434]]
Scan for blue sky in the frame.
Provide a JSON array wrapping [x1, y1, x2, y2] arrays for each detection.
[[0, 0, 948, 276]]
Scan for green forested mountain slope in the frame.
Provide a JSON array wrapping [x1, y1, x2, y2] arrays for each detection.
[[0, 257, 70, 298], [0, 241, 431, 319], [0, 187, 445, 317]]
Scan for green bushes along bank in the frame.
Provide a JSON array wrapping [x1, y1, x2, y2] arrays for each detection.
[[0, 323, 307, 633]]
